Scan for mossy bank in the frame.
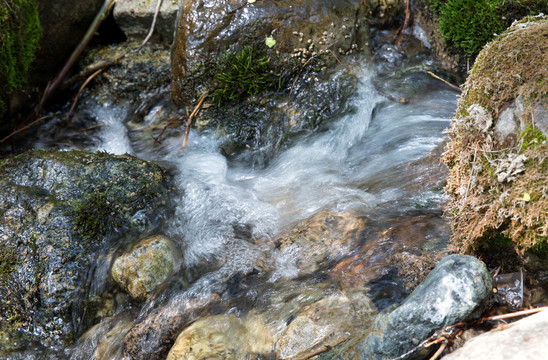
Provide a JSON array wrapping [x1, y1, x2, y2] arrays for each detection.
[[442, 15, 548, 255]]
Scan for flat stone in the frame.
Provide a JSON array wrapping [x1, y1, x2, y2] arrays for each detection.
[[442, 310, 548, 360], [113, 0, 179, 42]]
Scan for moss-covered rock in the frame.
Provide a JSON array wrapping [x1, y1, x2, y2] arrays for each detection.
[[442, 15, 548, 254], [0, 149, 175, 353]]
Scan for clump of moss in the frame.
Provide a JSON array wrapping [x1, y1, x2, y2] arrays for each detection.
[[68, 192, 125, 241], [431, 0, 548, 57], [443, 17, 548, 254], [0, 242, 18, 283], [209, 45, 280, 105], [0, 0, 42, 117]]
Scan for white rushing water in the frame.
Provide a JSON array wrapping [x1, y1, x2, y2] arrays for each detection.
[[89, 67, 457, 283]]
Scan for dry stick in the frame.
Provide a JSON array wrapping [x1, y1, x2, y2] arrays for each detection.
[[396, 0, 411, 46], [289, 337, 350, 360], [481, 307, 547, 322], [0, 114, 55, 143], [68, 69, 104, 115], [62, 55, 124, 90], [426, 71, 461, 92], [155, 115, 186, 143], [181, 93, 208, 149], [33, 0, 118, 116], [428, 341, 448, 360], [137, 0, 163, 51]]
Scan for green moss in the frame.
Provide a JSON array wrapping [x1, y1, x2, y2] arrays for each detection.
[[210, 45, 280, 105], [0, 0, 41, 117], [431, 0, 548, 57], [67, 192, 126, 241], [519, 124, 547, 152], [0, 242, 18, 283]]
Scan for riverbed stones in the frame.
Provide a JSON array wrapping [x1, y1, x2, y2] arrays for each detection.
[[358, 255, 493, 360], [113, 0, 179, 42], [166, 314, 274, 360], [441, 309, 548, 360], [273, 211, 367, 277], [0, 149, 175, 353], [111, 235, 182, 301]]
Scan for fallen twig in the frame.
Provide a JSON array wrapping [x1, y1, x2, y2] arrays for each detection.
[[33, 0, 118, 117], [0, 114, 56, 143], [137, 0, 163, 51], [289, 55, 317, 101], [427, 71, 461, 92], [481, 306, 547, 322], [428, 341, 447, 360], [155, 115, 186, 143], [396, 0, 411, 47], [62, 55, 124, 90], [68, 69, 104, 115], [181, 93, 208, 148]]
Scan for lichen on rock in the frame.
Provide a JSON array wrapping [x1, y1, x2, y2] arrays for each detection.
[[442, 15, 548, 254]]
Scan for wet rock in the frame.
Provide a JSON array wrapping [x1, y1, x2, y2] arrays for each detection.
[[111, 235, 182, 301], [358, 255, 493, 360], [330, 213, 449, 291], [122, 293, 222, 360], [80, 40, 171, 103], [0, 149, 175, 352], [442, 310, 548, 360], [166, 314, 274, 360], [113, 0, 179, 42], [273, 211, 367, 278], [172, 0, 374, 106], [275, 291, 376, 359], [71, 315, 134, 360]]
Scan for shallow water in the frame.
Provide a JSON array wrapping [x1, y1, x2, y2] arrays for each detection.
[[4, 46, 459, 358]]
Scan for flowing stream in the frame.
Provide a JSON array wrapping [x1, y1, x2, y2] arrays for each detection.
[[66, 61, 459, 357]]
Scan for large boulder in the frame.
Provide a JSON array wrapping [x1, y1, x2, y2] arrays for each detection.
[[0, 149, 175, 353], [358, 255, 493, 360], [169, 0, 405, 156], [442, 15, 548, 253]]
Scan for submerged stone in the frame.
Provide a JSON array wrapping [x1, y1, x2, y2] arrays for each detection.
[[358, 254, 492, 360], [111, 234, 182, 301], [0, 149, 175, 353]]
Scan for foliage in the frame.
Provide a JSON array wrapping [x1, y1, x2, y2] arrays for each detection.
[[430, 0, 548, 57], [519, 124, 547, 152], [0, 0, 42, 117], [210, 45, 279, 105]]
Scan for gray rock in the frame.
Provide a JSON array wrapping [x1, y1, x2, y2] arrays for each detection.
[[495, 106, 518, 139], [358, 255, 493, 360], [442, 310, 548, 360], [111, 234, 182, 301], [0, 149, 175, 352], [113, 0, 179, 42], [533, 103, 548, 137]]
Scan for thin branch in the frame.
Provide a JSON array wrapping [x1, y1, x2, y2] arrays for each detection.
[[428, 341, 447, 360], [62, 55, 124, 90], [288, 55, 316, 101], [68, 69, 104, 115], [481, 307, 547, 322], [137, 0, 163, 51], [0, 114, 56, 143], [426, 71, 461, 92], [181, 93, 208, 149]]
